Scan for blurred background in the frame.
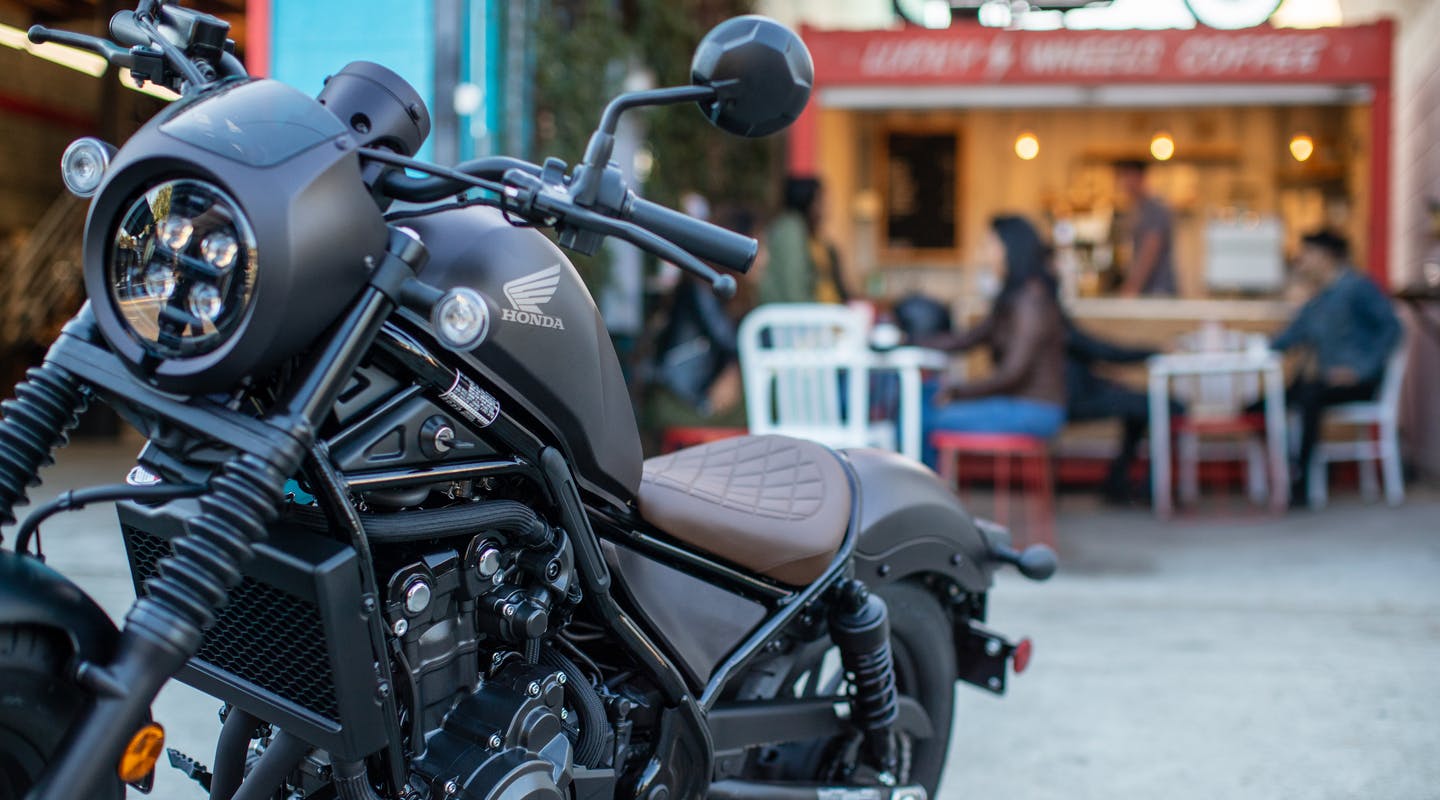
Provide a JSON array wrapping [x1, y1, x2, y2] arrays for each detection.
[[1, 0, 1438, 480], [2, 1, 1439, 798]]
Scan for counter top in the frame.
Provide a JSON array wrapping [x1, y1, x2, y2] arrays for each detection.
[[1067, 297, 1291, 321]]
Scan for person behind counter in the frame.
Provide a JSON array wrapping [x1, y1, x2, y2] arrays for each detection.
[[1115, 159, 1177, 297], [1269, 229, 1401, 503], [920, 215, 1067, 467], [760, 175, 849, 305]]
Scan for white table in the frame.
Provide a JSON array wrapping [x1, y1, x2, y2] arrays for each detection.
[[1148, 350, 1289, 517], [867, 346, 948, 462]]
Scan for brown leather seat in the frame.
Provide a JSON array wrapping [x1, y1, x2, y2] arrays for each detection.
[[637, 435, 852, 586]]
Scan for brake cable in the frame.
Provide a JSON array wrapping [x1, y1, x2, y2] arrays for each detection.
[[12, 482, 205, 559]]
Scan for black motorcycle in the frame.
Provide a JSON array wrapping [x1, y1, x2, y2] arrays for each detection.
[[0, 4, 1055, 799]]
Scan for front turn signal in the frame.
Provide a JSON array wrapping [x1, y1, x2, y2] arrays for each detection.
[[118, 722, 165, 783]]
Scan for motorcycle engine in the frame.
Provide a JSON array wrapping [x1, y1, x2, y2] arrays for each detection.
[[376, 515, 585, 799]]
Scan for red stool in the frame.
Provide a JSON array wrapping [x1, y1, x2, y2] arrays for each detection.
[[660, 426, 746, 454], [930, 431, 1055, 549]]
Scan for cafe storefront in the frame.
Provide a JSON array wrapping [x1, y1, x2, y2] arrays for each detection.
[[792, 21, 1393, 347]]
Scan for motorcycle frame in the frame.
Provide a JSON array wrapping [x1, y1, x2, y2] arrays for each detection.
[[29, 293, 876, 796]]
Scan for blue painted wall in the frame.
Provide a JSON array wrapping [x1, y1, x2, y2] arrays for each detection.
[[270, 0, 437, 158]]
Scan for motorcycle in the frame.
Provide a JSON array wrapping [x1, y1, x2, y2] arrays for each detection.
[[0, 3, 1056, 799]]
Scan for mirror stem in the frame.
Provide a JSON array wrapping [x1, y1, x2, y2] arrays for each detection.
[[573, 85, 716, 206]]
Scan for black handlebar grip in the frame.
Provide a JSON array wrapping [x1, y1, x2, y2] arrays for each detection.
[[109, 10, 149, 48], [622, 195, 757, 273]]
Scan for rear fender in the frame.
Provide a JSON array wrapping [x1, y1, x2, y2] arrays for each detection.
[[842, 448, 997, 594], [841, 449, 1037, 693], [0, 549, 119, 670]]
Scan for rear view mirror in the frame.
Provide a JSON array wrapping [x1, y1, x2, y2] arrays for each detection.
[[691, 16, 813, 138]]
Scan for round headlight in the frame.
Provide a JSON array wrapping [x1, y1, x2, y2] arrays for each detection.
[[108, 179, 258, 359]]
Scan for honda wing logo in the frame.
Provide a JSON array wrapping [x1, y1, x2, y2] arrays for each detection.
[[501, 265, 566, 330]]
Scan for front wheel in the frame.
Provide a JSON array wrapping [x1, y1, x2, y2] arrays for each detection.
[[735, 581, 958, 794], [0, 625, 111, 800]]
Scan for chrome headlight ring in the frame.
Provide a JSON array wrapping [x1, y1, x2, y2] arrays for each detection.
[[107, 178, 258, 359]]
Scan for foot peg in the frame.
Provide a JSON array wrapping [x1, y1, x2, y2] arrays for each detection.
[[165, 748, 213, 792]]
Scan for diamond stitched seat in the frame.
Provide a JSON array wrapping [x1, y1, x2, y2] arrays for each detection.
[[637, 435, 852, 586]]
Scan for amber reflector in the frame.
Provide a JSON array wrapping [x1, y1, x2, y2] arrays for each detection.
[[118, 722, 165, 783]]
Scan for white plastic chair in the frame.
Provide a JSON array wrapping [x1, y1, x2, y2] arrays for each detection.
[[738, 304, 895, 452], [1172, 326, 1269, 506], [1306, 334, 1409, 508]]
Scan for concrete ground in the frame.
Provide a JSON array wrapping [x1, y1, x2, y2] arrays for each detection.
[[17, 440, 1440, 799]]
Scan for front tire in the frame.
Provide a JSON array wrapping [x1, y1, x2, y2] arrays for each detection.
[[0, 625, 91, 800]]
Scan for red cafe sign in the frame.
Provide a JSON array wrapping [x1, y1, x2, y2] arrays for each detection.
[[803, 23, 1391, 86]]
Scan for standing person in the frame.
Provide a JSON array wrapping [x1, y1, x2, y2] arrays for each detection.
[[1115, 159, 1177, 297], [760, 176, 849, 305], [1271, 230, 1401, 501], [920, 215, 1067, 467]]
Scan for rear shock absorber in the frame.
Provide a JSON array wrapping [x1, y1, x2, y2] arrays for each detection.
[[0, 362, 88, 531], [828, 579, 900, 779]]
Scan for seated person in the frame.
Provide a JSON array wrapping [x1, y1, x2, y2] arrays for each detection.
[[921, 215, 1067, 467], [1270, 230, 1401, 500], [1062, 319, 1163, 504]]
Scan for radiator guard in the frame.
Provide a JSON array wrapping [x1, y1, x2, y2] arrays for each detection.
[[119, 500, 388, 760]]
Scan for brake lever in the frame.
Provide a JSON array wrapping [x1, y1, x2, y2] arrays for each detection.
[[28, 25, 138, 69], [502, 168, 737, 299]]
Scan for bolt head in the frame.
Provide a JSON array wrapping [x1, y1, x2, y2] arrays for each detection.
[[560, 708, 569, 720], [527, 681, 541, 697], [556, 672, 566, 685], [392, 618, 409, 636], [488, 733, 504, 749], [444, 778, 459, 795], [987, 676, 1002, 691], [503, 603, 516, 618], [403, 578, 432, 615], [476, 547, 502, 578], [985, 638, 1002, 657]]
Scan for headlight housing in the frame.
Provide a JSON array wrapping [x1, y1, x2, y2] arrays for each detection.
[[79, 79, 391, 395], [109, 179, 258, 359]]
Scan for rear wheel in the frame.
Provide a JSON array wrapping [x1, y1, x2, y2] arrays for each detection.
[[737, 581, 958, 794], [0, 625, 89, 800]]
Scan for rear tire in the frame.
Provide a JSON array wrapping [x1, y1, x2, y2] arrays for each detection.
[[0, 625, 88, 800], [736, 581, 957, 794], [873, 581, 956, 791]]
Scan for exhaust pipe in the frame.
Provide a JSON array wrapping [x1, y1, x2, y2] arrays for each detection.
[[707, 781, 927, 800]]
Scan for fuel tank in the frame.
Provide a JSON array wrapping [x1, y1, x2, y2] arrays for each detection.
[[401, 205, 642, 507]]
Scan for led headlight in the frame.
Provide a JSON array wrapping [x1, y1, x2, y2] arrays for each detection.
[[108, 179, 257, 358]]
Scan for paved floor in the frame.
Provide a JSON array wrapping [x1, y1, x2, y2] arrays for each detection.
[[18, 441, 1440, 799]]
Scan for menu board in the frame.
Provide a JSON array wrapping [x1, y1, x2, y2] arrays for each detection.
[[885, 132, 957, 251]]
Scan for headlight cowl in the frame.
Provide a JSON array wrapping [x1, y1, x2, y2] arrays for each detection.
[[81, 79, 390, 395]]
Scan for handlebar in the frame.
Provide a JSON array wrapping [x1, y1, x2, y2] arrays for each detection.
[[367, 150, 756, 295], [621, 194, 756, 274], [376, 156, 541, 204]]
